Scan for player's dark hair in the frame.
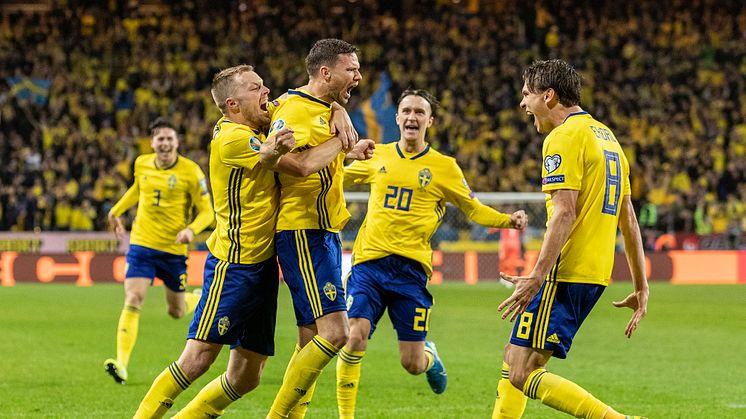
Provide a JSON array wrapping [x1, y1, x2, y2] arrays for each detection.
[[305, 38, 358, 77], [523, 59, 582, 107], [149, 117, 176, 136], [397, 88, 440, 117]]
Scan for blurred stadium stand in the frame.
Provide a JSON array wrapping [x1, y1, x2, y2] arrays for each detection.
[[0, 0, 744, 251]]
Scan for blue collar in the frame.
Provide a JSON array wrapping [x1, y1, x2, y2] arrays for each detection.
[[288, 89, 331, 108], [396, 143, 431, 160], [564, 111, 589, 122]]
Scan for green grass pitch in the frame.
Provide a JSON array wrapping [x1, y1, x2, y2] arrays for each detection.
[[1, 281, 745, 418]]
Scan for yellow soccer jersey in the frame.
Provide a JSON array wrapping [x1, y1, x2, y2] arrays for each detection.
[[541, 111, 631, 285], [269, 89, 349, 232], [110, 153, 213, 256], [345, 143, 512, 277], [206, 117, 280, 264]]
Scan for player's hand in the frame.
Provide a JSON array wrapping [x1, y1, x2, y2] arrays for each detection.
[[175, 228, 195, 244], [331, 102, 358, 152], [108, 213, 126, 242], [260, 127, 296, 168], [612, 288, 648, 338], [346, 139, 375, 160], [268, 127, 296, 156], [497, 272, 543, 322], [510, 210, 528, 230]]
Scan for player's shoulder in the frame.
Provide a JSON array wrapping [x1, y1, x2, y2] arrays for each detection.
[[176, 155, 200, 170], [134, 153, 154, 168], [422, 145, 459, 169], [213, 117, 262, 143]]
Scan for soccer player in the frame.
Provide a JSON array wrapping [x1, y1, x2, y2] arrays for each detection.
[[104, 118, 214, 385], [266, 38, 375, 419], [492, 59, 649, 419], [336, 89, 528, 418], [133, 64, 368, 419]]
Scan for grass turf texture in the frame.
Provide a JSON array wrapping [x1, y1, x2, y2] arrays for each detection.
[[0, 282, 744, 418]]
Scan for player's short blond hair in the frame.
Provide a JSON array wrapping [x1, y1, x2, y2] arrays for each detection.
[[211, 64, 254, 114]]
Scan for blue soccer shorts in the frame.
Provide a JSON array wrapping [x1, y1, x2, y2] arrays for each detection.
[[276, 230, 346, 326], [187, 252, 279, 355], [346, 254, 433, 342], [509, 280, 605, 359], [125, 244, 187, 292]]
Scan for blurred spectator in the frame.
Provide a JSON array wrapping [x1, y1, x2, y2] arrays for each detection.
[[0, 0, 744, 249]]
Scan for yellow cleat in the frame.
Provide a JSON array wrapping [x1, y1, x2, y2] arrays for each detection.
[[104, 358, 128, 384]]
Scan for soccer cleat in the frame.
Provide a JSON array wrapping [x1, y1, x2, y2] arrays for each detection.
[[104, 358, 128, 384], [423, 341, 447, 394]]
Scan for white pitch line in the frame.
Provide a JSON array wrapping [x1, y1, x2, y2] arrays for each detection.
[[727, 404, 746, 409]]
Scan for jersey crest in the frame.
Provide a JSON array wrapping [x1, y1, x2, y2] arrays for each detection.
[[323, 282, 337, 301], [168, 175, 177, 190], [418, 168, 432, 189]]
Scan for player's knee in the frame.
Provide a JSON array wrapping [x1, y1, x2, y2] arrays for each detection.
[[325, 328, 349, 349], [124, 291, 145, 308], [399, 351, 426, 375], [168, 306, 185, 319]]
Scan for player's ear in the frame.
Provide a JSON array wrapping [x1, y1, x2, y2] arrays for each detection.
[[544, 88, 556, 104], [426, 116, 434, 128], [225, 97, 237, 111], [319, 65, 331, 81]]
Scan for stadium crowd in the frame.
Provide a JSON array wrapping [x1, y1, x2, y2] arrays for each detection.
[[0, 0, 744, 249]]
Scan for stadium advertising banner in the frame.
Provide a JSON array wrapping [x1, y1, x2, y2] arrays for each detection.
[[1, 232, 745, 285]]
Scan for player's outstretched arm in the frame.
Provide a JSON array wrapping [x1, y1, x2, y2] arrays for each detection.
[[612, 195, 649, 338], [330, 102, 358, 152], [498, 189, 577, 321]]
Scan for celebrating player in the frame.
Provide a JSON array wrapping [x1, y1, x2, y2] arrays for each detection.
[[266, 38, 375, 418], [104, 118, 214, 385], [336, 89, 527, 418], [492, 59, 648, 419], [133, 64, 363, 419]]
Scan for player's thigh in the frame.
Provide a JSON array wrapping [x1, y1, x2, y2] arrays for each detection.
[[189, 254, 279, 349], [125, 244, 157, 281], [346, 261, 387, 338], [154, 251, 188, 293], [276, 230, 346, 326], [385, 257, 433, 342], [509, 281, 605, 359]]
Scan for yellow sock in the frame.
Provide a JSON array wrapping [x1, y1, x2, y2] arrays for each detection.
[[172, 373, 242, 418], [116, 304, 140, 367], [134, 362, 192, 419], [184, 291, 200, 314], [268, 336, 339, 418], [492, 362, 527, 419], [523, 369, 625, 419], [286, 345, 317, 419], [336, 347, 365, 419]]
